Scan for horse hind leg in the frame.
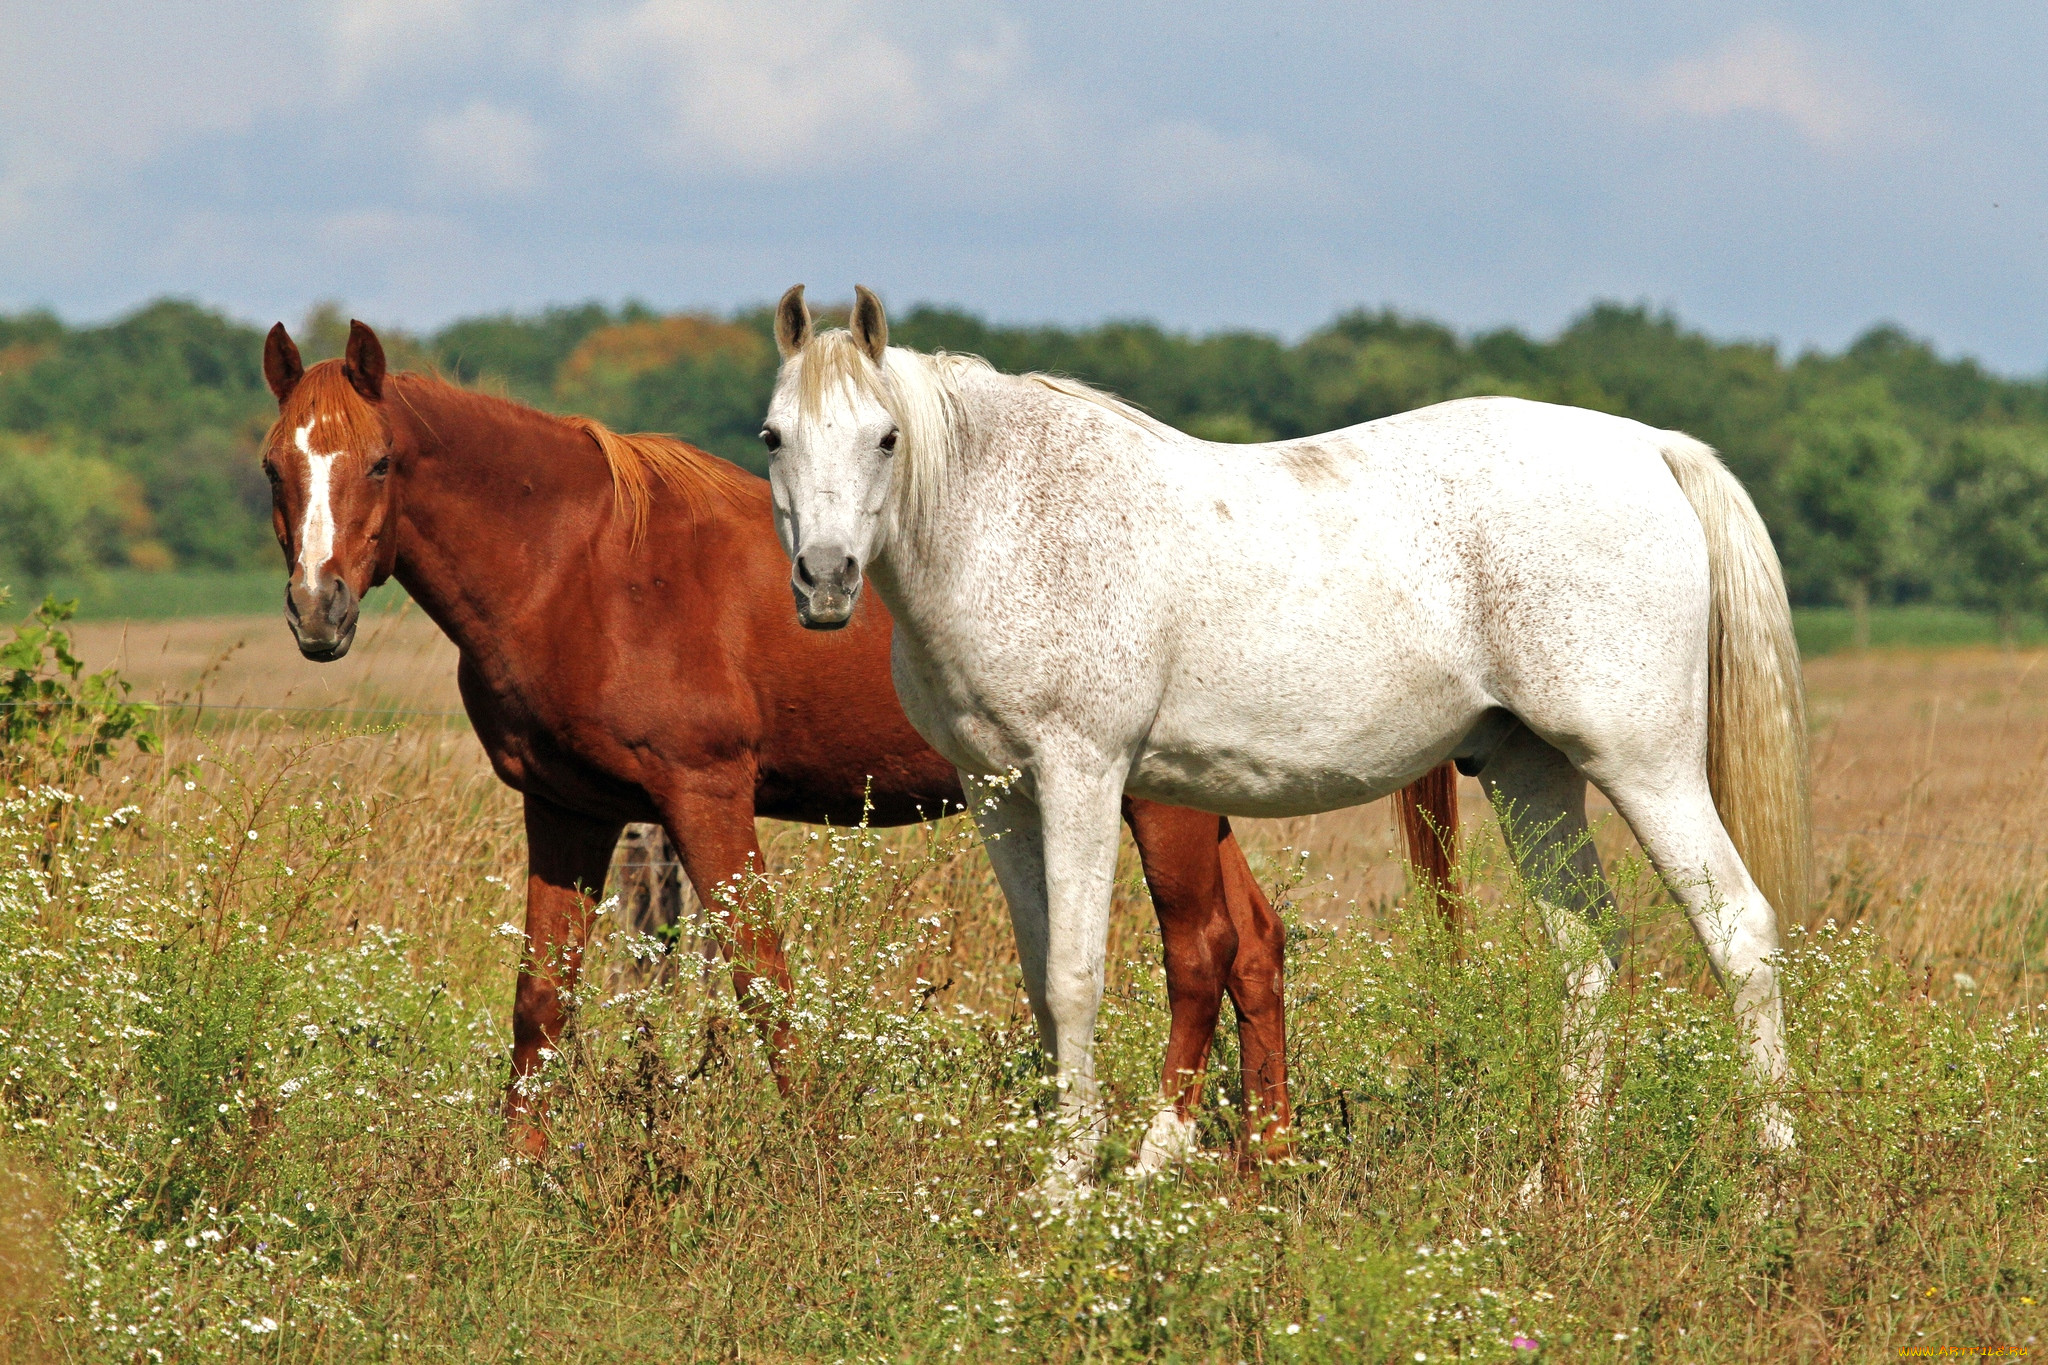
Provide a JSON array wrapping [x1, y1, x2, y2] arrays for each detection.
[[1592, 762, 1794, 1151], [1477, 727, 1620, 1156], [1398, 762, 1463, 943]]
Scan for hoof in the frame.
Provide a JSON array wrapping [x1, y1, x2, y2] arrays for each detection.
[[1247, 1122, 1297, 1165], [1759, 1103, 1797, 1153], [1133, 1106, 1201, 1176], [505, 1115, 549, 1161], [1028, 1128, 1103, 1210], [1028, 1161, 1095, 1212]]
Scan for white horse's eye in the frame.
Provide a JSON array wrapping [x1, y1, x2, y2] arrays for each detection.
[[880, 429, 899, 454], [761, 427, 782, 453]]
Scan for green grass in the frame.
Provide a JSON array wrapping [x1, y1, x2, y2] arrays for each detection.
[[1793, 605, 2048, 656], [10, 576, 2045, 661], [11, 570, 411, 622]]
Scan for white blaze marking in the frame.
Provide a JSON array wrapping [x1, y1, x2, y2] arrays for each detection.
[[293, 422, 340, 588]]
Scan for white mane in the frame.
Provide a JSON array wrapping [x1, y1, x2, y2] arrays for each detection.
[[788, 330, 1178, 530]]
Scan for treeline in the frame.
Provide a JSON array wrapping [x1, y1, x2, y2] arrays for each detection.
[[4, 296, 2048, 638]]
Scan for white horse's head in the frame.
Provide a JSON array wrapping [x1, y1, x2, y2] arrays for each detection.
[[762, 284, 903, 630]]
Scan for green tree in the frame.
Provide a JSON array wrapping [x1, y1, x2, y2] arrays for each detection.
[[1932, 426, 2048, 643], [0, 432, 149, 582], [1779, 383, 1924, 649], [434, 302, 646, 402]]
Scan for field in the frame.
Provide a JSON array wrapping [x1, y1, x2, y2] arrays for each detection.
[[27, 567, 2048, 650], [1, 605, 2044, 1361]]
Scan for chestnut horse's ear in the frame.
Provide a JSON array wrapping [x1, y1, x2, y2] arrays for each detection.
[[264, 323, 304, 403], [850, 285, 888, 364], [343, 319, 386, 402], [774, 284, 812, 359]]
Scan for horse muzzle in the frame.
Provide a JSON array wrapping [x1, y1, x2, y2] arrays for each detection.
[[286, 577, 360, 661], [791, 548, 861, 631]]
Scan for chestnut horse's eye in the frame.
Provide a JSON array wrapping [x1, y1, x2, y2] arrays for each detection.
[[879, 429, 899, 454], [760, 427, 782, 453], [369, 455, 391, 478], [262, 461, 282, 486]]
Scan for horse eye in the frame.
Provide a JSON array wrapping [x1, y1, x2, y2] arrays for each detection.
[[369, 455, 391, 478], [262, 462, 282, 486], [879, 429, 899, 454], [760, 427, 782, 453]]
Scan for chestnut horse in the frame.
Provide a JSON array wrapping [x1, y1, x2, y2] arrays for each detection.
[[259, 319, 1457, 1162]]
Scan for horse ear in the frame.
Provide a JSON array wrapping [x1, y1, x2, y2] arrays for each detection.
[[850, 285, 888, 364], [264, 323, 304, 403], [774, 284, 812, 359], [343, 320, 386, 402]]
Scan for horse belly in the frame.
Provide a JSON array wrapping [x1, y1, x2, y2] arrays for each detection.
[[1129, 680, 1475, 819]]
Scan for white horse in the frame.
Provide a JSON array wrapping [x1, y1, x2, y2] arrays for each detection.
[[760, 285, 1809, 1191]]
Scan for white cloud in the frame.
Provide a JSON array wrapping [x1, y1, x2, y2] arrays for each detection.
[[416, 102, 545, 196], [0, 2, 303, 254], [565, 0, 930, 174], [0, 3, 296, 168], [1639, 23, 1930, 149], [329, 0, 495, 90], [1112, 121, 1332, 215]]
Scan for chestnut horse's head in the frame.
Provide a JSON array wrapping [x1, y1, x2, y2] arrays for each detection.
[[260, 320, 401, 660]]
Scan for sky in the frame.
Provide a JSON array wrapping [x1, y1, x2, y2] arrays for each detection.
[[2, 1, 2045, 369]]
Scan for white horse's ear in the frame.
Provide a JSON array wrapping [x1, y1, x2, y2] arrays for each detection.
[[775, 285, 813, 359], [851, 285, 888, 364]]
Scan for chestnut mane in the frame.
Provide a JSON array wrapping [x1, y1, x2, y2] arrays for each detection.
[[268, 361, 753, 545]]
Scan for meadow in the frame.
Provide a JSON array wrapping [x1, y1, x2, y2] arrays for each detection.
[[0, 603, 2043, 1361]]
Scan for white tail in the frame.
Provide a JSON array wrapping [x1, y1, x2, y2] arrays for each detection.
[[1659, 434, 1812, 923]]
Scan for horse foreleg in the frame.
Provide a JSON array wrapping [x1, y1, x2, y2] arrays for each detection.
[[1122, 798, 1236, 1171], [506, 793, 623, 1157], [657, 782, 795, 1092], [966, 771, 1054, 1051], [1216, 819, 1293, 1157], [1032, 764, 1129, 1196], [1122, 800, 1295, 1169]]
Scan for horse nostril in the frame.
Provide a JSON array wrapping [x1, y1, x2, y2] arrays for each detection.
[[284, 583, 301, 623], [840, 556, 857, 581], [796, 556, 818, 588]]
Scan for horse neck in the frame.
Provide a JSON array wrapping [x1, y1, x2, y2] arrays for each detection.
[[872, 372, 1040, 620], [385, 379, 616, 650]]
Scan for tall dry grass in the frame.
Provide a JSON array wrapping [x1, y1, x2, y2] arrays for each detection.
[[65, 609, 2048, 996]]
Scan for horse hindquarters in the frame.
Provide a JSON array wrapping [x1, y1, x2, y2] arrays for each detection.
[[1506, 434, 1803, 1152], [1634, 434, 1806, 1146]]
